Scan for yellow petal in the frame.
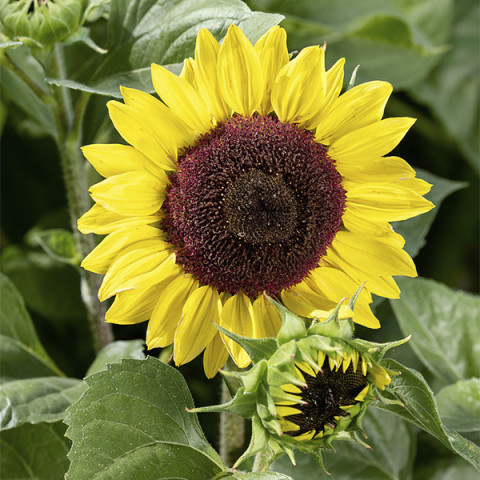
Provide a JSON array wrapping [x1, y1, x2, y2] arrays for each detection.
[[203, 333, 229, 379], [217, 24, 264, 116], [293, 430, 316, 442], [82, 144, 162, 178], [106, 281, 167, 325], [98, 241, 174, 301], [107, 100, 177, 170], [174, 285, 222, 365], [120, 86, 196, 153], [77, 203, 159, 235], [342, 206, 394, 236], [278, 419, 300, 432], [271, 46, 326, 126], [147, 274, 199, 349], [309, 58, 345, 127], [252, 294, 282, 338], [346, 184, 434, 221], [151, 63, 213, 134], [329, 118, 416, 164], [81, 225, 162, 274], [180, 57, 197, 88], [194, 28, 231, 122], [254, 26, 289, 115], [220, 292, 254, 368], [276, 406, 302, 417], [331, 231, 417, 278], [89, 171, 167, 217], [316, 81, 392, 145], [396, 177, 432, 195]]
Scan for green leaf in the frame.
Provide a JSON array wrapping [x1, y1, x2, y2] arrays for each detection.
[[414, 458, 479, 480], [0, 272, 62, 382], [86, 340, 146, 376], [30, 228, 81, 265], [0, 65, 56, 139], [2, 248, 87, 322], [52, 0, 283, 97], [412, 0, 479, 171], [437, 379, 480, 433], [273, 408, 415, 479], [390, 277, 480, 384], [378, 359, 480, 470], [0, 422, 70, 479], [65, 357, 226, 479], [393, 169, 466, 258], [0, 377, 85, 430], [234, 473, 294, 479], [248, 0, 452, 89]]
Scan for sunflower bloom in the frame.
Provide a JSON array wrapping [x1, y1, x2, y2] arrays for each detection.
[[78, 24, 433, 377]]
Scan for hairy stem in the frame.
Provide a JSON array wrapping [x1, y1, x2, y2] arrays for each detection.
[[219, 360, 245, 467], [51, 45, 112, 352]]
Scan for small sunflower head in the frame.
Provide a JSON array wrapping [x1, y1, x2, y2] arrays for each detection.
[[0, 0, 87, 47], [192, 296, 407, 467]]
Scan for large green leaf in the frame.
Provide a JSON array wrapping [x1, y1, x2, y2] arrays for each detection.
[[0, 422, 70, 479], [390, 277, 480, 384], [414, 458, 479, 480], [412, 0, 479, 172], [378, 359, 480, 470], [247, 0, 452, 89], [437, 379, 480, 433], [52, 0, 283, 97], [0, 272, 62, 382], [65, 357, 226, 479], [273, 408, 415, 479], [0, 378, 85, 430], [393, 169, 466, 258]]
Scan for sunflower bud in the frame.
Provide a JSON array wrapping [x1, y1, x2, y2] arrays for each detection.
[[190, 294, 408, 468], [0, 0, 87, 46]]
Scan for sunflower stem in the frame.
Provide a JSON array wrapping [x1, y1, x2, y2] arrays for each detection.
[[50, 45, 112, 352], [219, 359, 245, 467]]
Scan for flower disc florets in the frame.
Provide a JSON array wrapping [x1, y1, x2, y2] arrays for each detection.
[[162, 115, 345, 297]]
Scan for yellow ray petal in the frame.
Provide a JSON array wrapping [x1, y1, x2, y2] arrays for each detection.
[[281, 384, 302, 394], [316, 81, 392, 145], [106, 280, 167, 325], [293, 430, 316, 442], [203, 332, 229, 379], [254, 26, 289, 115], [331, 231, 417, 278], [271, 46, 326, 126], [82, 144, 162, 178], [81, 225, 162, 274], [278, 419, 300, 433], [342, 206, 395, 236], [217, 24, 264, 117], [194, 28, 231, 122], [346, 184, 434, 221], [89, 171, 168, 217], [309, 58, 345, 127], [276, 406, 302, 417], [396, 177, 432, 195], [151, 63, 213, 134], [180, 57, 197, 88], [120, 86, 196, 153], [147, 274, 199, 349], [220, 292, 255, 368], [107, 100, 177, 170], [174, 285, 222, 365], [77, 203, 159, 235], [329, 118, 416, 164], [252, 294, 282, 338]]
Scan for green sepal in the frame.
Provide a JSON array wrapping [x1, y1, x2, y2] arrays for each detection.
[[308, 300, 354, 340], [268, 297, 307, 345], [350, 336, 411, 362], [269, 437, 296, 466], [309, 449, 329, 475], [188, 388, 257, 418], [295, 341, 322, 372], [257, 384, 282, 435], [233, 415, 270, 468], [214, 324, 278, 363], [269, 385, 304, 405], [240, 359, 268, 393], [300, 335, 342, 355]]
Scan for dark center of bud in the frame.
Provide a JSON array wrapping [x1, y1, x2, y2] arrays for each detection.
[[284, 357, 368, 437], [162, 114, 345, 297], [223, 169, 297, 244]]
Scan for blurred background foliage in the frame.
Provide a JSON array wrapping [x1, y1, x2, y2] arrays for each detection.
[[0, 0, 478, 478]]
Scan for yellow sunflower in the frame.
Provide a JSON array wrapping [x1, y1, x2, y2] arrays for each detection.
[[78, 24, 433, 377]]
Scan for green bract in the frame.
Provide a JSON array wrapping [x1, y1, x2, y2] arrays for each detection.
[[0, 0, 88, 46], [191, 294, 409, 470]]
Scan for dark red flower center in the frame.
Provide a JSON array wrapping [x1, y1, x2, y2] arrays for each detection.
[[162, 115, 345, 297]]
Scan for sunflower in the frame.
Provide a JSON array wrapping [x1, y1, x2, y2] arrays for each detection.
[[78, 24, 433, 377]]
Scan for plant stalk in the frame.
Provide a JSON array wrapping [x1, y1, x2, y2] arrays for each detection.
[[51, 44, 112, 352]]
